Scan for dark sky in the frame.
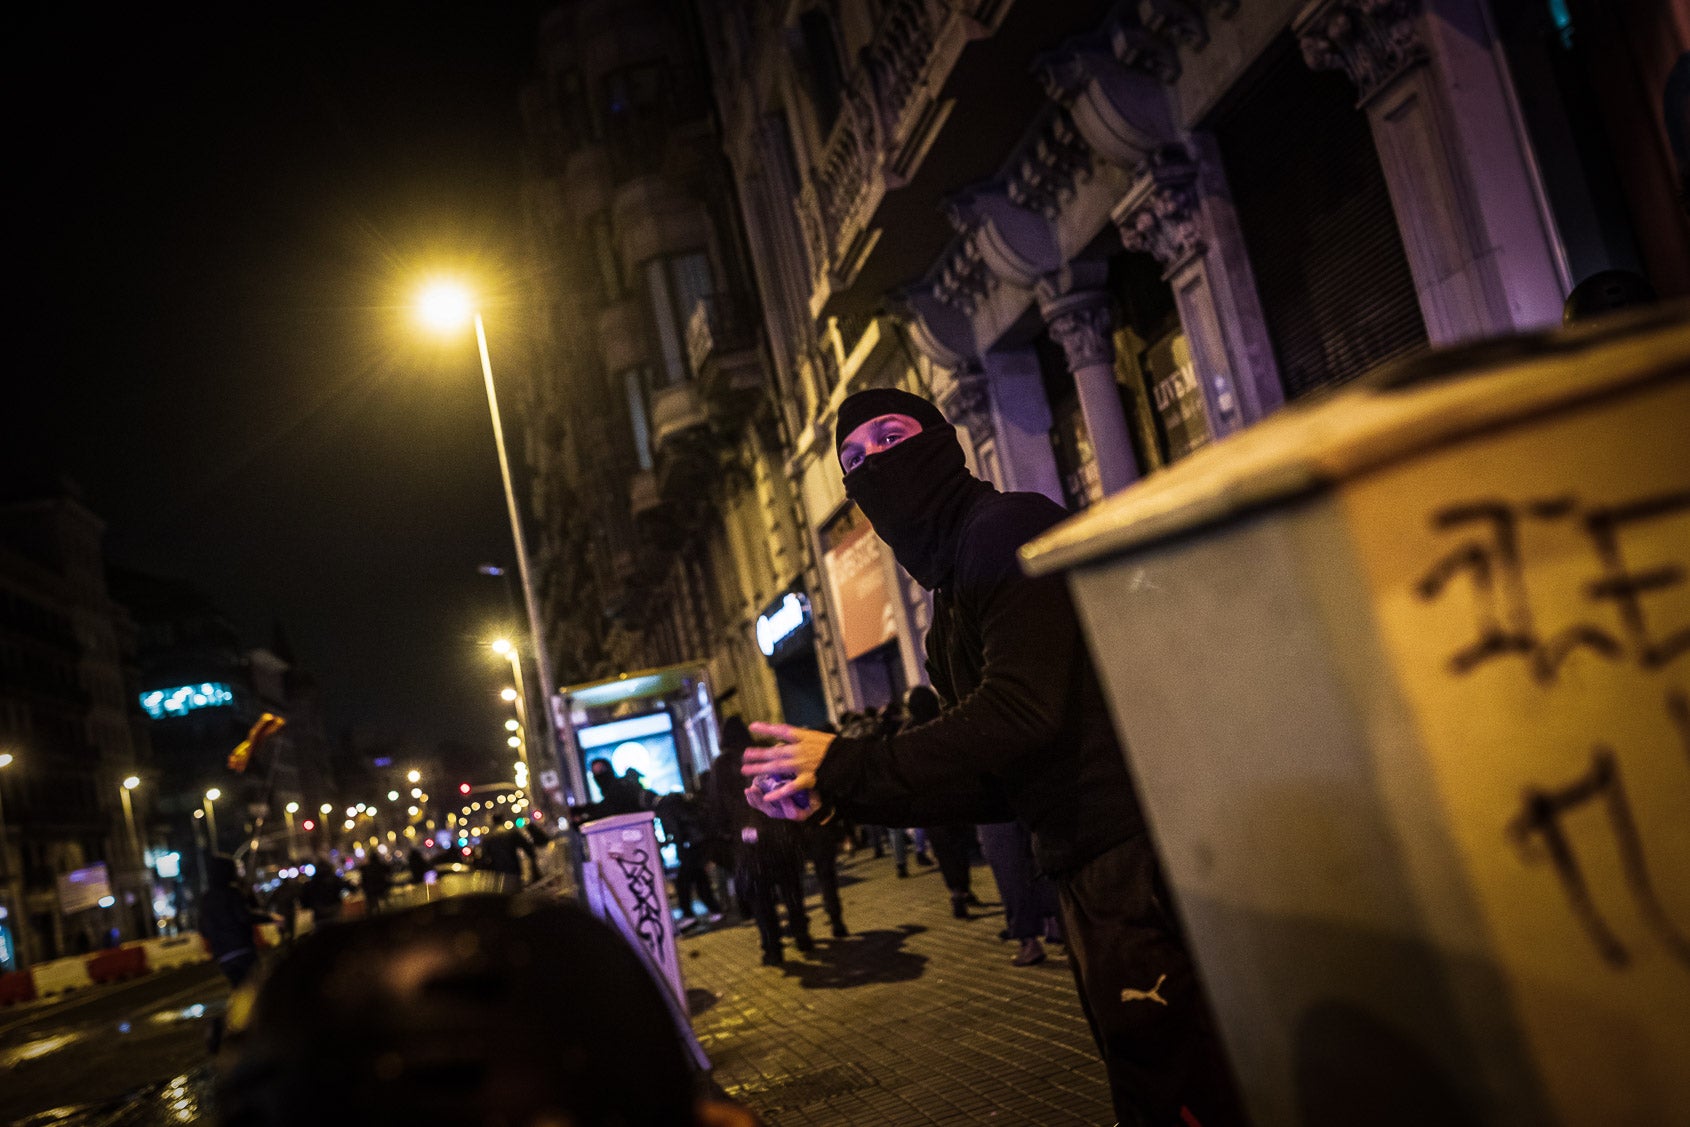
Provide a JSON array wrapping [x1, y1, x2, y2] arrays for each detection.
[[16, 3, 552, 751]]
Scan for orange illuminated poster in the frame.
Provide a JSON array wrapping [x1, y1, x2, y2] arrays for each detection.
[[823, 521, 898, 660]]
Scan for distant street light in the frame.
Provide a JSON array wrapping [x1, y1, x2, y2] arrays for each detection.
[[202, 789, 221, 849], [0, 752, 20, 967], [412, 279, 580, 813]]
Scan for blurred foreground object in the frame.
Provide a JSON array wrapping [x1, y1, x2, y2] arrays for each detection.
[[217, 894, 755, 1126], [1021, 305, 1690, 1126]]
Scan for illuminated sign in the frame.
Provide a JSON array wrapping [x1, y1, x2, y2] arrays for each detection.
[[140, 682, 234, 720], [756, 593, 811, 657]]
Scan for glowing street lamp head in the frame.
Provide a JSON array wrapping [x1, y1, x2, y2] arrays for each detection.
[[205, 788, 221, 802], [416, 279, 474, 334], [500, 687, 518, 703], [490, 638, 513, 656], [406, 769, 421, 784], [507, 735, 522, 748], [122, 775, 141, 791], [0, 752, 15, 769], [286, 802, 300, 814], [504, 719, 520, 732]]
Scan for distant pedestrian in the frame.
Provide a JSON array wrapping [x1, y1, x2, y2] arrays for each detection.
[[300, 859, 347, 927], [480, 825, 539, 890], [705, 717, 811, 965], [359, 855, 392, 913], [406, 845, 432, 885], [655, 789, 724, 928], [199, 854, 277, 1053]]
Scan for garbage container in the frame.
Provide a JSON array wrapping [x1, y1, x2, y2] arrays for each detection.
[[1019, 307, 1690, 1127]]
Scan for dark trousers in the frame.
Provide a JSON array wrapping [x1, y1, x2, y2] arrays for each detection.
[[740, 847, 809, 955], [978, 820, 1058, 940], [802, 823, 846, 927], [1058, 835, 1248, 1127], [924, 823, 974, 896], [674, 844, 721, 917]]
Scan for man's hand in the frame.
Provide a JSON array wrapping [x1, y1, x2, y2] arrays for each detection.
[[742, 785, 814, 822], [742, 722, 834, 804]]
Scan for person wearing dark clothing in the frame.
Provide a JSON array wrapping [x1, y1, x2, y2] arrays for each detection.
[[200, 854, 276, 1053], [978, 819, 1061, 966], [799, 816, 849, 938], [359, 857, 392, 913], [480, 826, 539, 889], [583, 758, 652, 819], [743, 388, 1245, 1127], [654, 790, 724, 926], [264, 873, 302, 945], [706, 718, 811, 965], [406, 846, 431, 886], [300, 861, 347, 926], [905, 684, 979, 920]]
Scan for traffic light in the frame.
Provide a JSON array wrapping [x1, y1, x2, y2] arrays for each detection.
[[302, 819, 315, 831], [459, 782, 471, 795]]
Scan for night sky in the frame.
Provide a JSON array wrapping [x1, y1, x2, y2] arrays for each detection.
[[15, 3, 552, 751]]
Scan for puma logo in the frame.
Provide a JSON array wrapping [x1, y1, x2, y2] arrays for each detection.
[[1120, 974, 1168, 1005]]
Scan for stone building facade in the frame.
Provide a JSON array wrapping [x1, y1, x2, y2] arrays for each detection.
[[694, 0, 1686, 718], [512, 0, 1684, 728]]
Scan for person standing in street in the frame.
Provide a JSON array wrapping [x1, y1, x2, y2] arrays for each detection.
[[199, 854, 278, 1052], [904, 684, 980, 921], [743, 387, 1246, 1127], [359, 854, 392, 913], [707, 717, 812, 966], [300, 858, 347, 928]]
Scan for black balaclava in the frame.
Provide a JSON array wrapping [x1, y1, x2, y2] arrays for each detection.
[[834, 387, 948, 461], [844, 419, 994, 591]]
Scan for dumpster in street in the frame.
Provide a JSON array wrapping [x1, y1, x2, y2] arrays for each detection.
[[1019, 306, 1689, 1127]]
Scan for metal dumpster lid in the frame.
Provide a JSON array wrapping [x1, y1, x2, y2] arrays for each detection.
[[1020, 304, 1690, 577]]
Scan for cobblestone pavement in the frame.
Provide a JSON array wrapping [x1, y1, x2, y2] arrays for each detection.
[[679, 847, 1113, 1126]]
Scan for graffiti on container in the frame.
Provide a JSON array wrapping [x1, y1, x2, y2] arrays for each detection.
[[1505, 696, 1690, 970], [610, 847, 668, 966], [1415, 491, 1689, 682]]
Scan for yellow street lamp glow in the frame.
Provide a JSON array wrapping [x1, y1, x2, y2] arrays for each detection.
[[415, 279, 474, 334], [346, 806, 358, 818], [406, 769, 421, 784], [500, 687, 518, 702], [122, 775, 141, 790], [507, 736, 522, 748], [410, 787, 423, 798], [491, 638, 513, 656], [387, 790, 399, 802], [205, 788, 221, 802], [320, 803, 333, 815], [408, 805, 420, 817], [0, 752, 13, 768], [504, 719, 520, 732], [286, 801, 299, 814]]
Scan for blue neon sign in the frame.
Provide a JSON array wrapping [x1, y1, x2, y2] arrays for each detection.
[[140, 682, 235, 719]]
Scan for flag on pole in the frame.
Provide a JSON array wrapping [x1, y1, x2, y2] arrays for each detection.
[[228, 712, 286, 773]]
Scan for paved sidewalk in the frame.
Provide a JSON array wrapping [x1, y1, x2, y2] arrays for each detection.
[[679, 847, 1113, 1126]]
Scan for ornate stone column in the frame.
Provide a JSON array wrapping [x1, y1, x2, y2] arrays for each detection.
[[1294, 0, 1565, 341], [1037, 268, 1141, 496], [1113, 144, 1283, 434]]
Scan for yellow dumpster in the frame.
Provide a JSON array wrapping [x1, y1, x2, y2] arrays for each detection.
[[1020, 306, 1690, 1127]]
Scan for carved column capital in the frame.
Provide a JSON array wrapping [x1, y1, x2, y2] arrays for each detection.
[[938, 369, 992, 430], [1294, 0, 1427, 107], [1039, 289, 1116, 371], [1112, 150, 1205, 276]]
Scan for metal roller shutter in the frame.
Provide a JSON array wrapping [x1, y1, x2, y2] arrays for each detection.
[[1216, 39, 1428, 400]]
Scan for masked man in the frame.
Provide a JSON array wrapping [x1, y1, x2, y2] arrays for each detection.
[[744, 387, 1245, 1127]]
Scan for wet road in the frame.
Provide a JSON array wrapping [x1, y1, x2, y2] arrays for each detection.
[[0, 964, 225, 1126]]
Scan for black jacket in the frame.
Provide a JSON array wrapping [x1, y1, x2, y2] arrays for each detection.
[[815, 490, 1146, 875]]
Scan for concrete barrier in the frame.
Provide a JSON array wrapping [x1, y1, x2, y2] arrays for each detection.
[[31, 956, 94, 998], [86, 945, 148, 984], [141, 934, 210, 971], [0, 969, 36, 1007]]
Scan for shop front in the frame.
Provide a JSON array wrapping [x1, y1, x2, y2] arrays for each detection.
[[754, 589, 829, 729], [819, 501, 916, 712]]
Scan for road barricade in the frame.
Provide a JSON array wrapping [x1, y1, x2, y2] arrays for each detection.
[[31, 956, 94, 998], [86, 944, 148, 984], [0, 969, 36, 1006]]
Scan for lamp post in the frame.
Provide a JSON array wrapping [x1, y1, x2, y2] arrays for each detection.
[[415, 282, 581, 814], [284, 802, 300, 858], [0, 751, 20, 969], [203, 788, 221, 852], [119, 775, 155, 940]]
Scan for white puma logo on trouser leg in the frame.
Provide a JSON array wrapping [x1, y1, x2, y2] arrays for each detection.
[[1120, 973, 1168, 1005]]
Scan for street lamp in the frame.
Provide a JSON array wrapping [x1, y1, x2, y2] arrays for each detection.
[[284, 801, 300, 857], [0, 752, 18, 968], [413, 280, 580, 812], [203, 789, 221, 851]]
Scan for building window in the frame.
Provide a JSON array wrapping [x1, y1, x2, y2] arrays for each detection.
[[798, 10, 846, 137], [1215, 38, 1427, 400], [644, 251, 716, 386]]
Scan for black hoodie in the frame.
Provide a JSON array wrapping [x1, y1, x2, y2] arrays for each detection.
[[813, 424, 1146, 875]]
